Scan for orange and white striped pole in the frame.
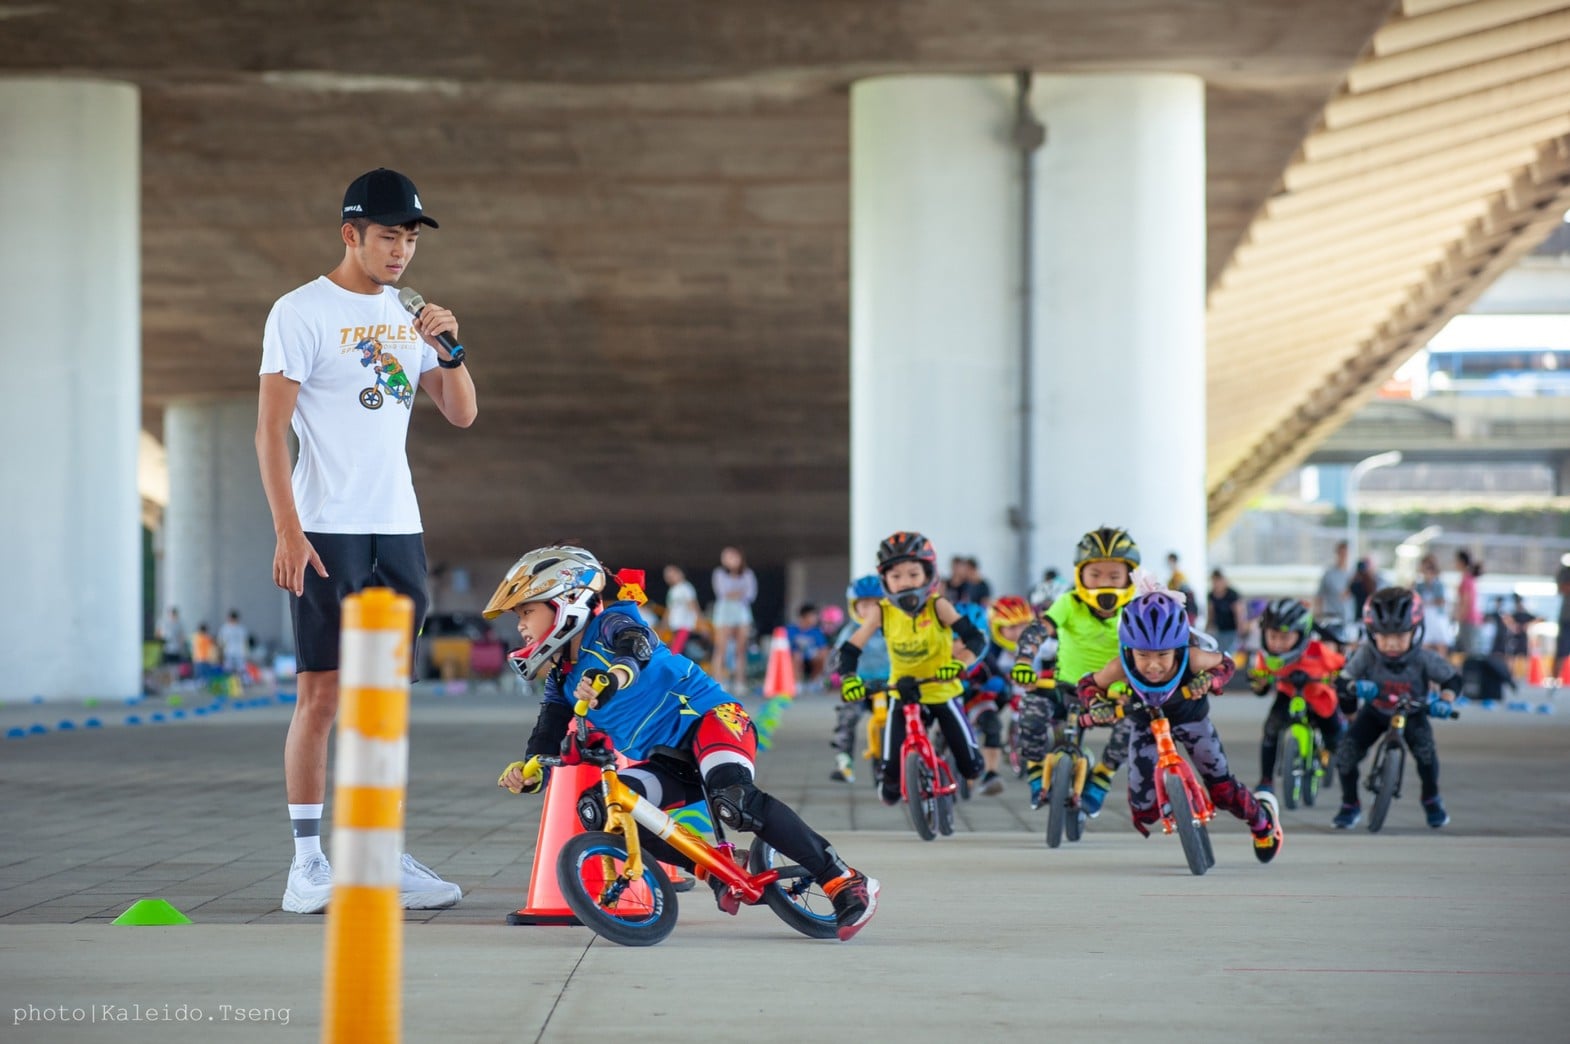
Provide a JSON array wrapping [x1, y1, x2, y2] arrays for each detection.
[[323, 588, 413, 1044]]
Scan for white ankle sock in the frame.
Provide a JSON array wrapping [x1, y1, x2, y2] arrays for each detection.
[[290, 803, 324, 860]]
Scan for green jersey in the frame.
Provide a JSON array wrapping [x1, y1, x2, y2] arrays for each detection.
[[1045, 593, 1123, 684]]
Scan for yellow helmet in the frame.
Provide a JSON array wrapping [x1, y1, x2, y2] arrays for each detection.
[[1072, 526, 1140, 614]]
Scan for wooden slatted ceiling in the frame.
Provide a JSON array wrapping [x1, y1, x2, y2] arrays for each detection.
[[1206, 0, 1570, 535]]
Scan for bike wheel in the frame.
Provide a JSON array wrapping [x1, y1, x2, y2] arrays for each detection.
[[947, 751, 971, 802], [1046, 754, 1071, 849], [1064, 754, 1087, 843], [936, 788, 956, 836], [1304, 740, 1323, 808], [1274, 727, 1300, 810], [1164, 774, 1210, 876], [1199, 822, 1216, 868], [1368, 743, 1402, 834], [904, 751, 937, 841], [747, 838, 838, 940], [556, 833, 678, 947]]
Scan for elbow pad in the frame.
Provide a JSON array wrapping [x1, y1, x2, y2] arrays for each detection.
[[836, 641, 864, 678], [608, 622, 655, 665], [951, 614, 986, 658]]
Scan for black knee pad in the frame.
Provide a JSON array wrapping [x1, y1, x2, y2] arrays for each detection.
[[576, 783, 607, 831], [707, 763, 767, 833]]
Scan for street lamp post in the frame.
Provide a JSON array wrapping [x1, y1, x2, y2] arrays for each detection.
[[1347, 450, 1403, 566]]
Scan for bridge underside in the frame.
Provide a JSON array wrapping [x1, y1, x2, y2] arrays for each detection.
[[9, 1, 1570, 564]]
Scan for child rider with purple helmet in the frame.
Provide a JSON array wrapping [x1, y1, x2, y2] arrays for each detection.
[[1075, 570, 1284, 864]]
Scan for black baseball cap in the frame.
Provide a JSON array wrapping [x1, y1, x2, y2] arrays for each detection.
[[341, 168, 439, 228]]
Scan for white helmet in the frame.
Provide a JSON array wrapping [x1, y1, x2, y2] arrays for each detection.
[[483, 546, 606, 679]]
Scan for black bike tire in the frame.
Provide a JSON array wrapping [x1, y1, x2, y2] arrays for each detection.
[[1046, 754, 1071, 849], [936, 788, 956, 836], [1368, 742, 1402, 833], [905, 751, 936, 841], [1275, 726, 1300, 810], [1304, 738, 1322, 808], [948, 751, 971, 802], [1165, 774, 1210, 876], [556, 833, 679, 947], [747, 837, 839, 940], [1199, 821, 1216, 868]]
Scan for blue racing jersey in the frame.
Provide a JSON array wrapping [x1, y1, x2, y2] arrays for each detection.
[[541, 601, 735, 760]]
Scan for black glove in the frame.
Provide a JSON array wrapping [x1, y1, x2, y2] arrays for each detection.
[[585, 668, 620, 706]]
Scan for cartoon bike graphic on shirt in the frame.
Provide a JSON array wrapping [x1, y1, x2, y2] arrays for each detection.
[[356, 337, 414, 410]]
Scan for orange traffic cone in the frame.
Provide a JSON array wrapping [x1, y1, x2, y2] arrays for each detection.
[[1528, 655, 1546, 687], [762, 627, 797, 701], [506, 762, 599, 926], [1557, 655, 1570, 688]]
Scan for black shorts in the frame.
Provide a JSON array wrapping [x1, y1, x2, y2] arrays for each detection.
[[290, 532, 429, 673]]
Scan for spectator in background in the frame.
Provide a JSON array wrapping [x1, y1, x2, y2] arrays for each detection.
[[787, 604, 830, 683], [1414, 554, 1451, 656], [190, 623, 220, 671], [1349, 558, 1378, 620], [662, 564, 699, 656], [944, 556, 970, 604], [1504, 594, 1539, 659], [1206, 569, 1243, 656], [711, 546, 757, 695], [1167, 552, 1199, 625], [1557, 556, 1570, 679], [1454, 550, 1482, 655], [219, 610, 249, 675], [964, 556, 993, 606], [157, 606, 188, 666], [1316, 541, 1353, 623]]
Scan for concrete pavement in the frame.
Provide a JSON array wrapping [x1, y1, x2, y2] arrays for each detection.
[[2, 682, 1568, 1042]]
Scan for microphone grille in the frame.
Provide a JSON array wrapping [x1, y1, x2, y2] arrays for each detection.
[[397, 287, 425, 314]]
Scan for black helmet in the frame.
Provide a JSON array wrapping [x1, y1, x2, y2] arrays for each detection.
[[1363, 587, 1425, 666], [1260, 598, 1313, 669], [876, 531, 938, 616]]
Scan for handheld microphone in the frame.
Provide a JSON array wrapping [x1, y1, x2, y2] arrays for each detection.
[[397, 287, 466, 364]]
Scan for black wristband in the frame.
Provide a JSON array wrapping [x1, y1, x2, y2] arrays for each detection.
[[437, 352, 466, 369]]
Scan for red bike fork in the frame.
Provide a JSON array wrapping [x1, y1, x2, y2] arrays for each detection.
[[899, 702, 957, 805]]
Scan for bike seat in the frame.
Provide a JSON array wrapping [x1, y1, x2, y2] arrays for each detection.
[[646, 744, 702, 783]]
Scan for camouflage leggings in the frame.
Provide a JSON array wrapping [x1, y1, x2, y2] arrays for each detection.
[[1018, 690, 1068, 765], [1127, 717, 1267, 833], [831, 699, 866, 756]]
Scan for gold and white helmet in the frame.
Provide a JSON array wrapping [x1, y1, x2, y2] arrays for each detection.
[[483, 546, 606, 679]]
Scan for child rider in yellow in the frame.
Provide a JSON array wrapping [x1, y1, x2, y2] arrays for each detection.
[[836, 531, 987, 807]]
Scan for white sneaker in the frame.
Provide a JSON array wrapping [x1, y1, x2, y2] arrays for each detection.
[[400, 853, 462, 910], [282, 852, 333, 914]]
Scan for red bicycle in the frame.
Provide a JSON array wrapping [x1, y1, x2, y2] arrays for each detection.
[[883, 676, 960, 841]]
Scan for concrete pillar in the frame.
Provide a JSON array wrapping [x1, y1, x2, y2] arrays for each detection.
[[851, 76, 1022, 582], [164, 399, 290, 659], [850, 74, 1207, 591], [1, 80, 141, 701], [1029, 74, 1208, 587], [1555, 455, 1570, 498]]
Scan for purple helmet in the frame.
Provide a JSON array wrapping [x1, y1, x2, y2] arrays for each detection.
[[1118, 592, 1191, 705]]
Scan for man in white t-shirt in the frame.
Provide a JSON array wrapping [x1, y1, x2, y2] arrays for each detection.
[[257, 168, 477, 914]]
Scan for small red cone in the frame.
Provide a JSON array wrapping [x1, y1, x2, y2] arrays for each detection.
[[506, 762, 599, 926], [762, 627, 797, 701], [1556, 655, 1570, 687], [1528, 655, 1546, 687]]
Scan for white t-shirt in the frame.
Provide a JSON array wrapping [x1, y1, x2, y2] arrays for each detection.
[[665, 580, 699, 632], [260, 277, 439, 533]]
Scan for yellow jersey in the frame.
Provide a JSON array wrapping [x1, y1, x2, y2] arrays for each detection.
[[880, 598, 962, 704]]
